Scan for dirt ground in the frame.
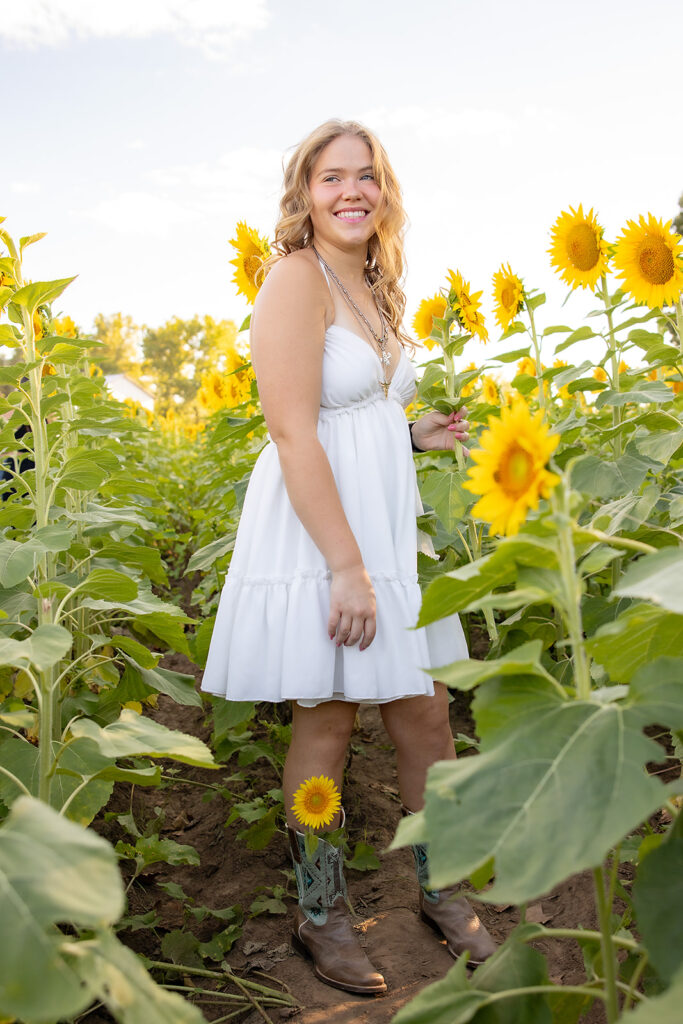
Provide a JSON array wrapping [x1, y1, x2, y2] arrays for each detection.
[[90, 646, 613, 1024]]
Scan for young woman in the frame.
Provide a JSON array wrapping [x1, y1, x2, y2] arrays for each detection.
[[201, 120, 495, 995]]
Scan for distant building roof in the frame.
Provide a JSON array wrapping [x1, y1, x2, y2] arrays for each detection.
[[105, 373, 155, 411]]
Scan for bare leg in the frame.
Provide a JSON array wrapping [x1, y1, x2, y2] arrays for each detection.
[[379, 682, 455, 811], [283, 699, 359, 829]]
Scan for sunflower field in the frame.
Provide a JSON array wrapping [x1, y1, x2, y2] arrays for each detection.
[[0, 204, 681, 1024]]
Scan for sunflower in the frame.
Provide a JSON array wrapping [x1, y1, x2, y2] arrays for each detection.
[[229, 221, 271, 304], [663, 367, 683, 394], [549, 204, 610, 291], [612, 214, 683, 309], [589, 366, 608, 391], [197, 370, 228, 413], [481, 375, 499, 404], [492, 263, 524, 330], [517, 356, 537, 378], [291, 775, 341, 830], [447, 269, 488, 343], [618, 360, 630, 375], [464, 399, 560, 536], [32, 311, 43, 341], [412, 294, 447, 349], [54, 315, 77, 338]]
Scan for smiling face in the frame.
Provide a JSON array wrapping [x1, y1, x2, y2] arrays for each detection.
[[308, 133, 383, 252]]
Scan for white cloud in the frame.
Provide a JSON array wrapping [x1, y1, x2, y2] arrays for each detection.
[[0, 0, 269, 57], [85, 191, 195, 236]]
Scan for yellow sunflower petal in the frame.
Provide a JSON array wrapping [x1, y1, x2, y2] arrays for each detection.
[[229, 221, 271, 304], [412, 294, 447, 348], [612, 213, 683, 309], [549, 204, 610, 291]]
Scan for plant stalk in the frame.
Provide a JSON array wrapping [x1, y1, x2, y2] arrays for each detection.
[[526, 302, 545, 411], [593, 865, 620, 1023], [553, 486, 591, 700]]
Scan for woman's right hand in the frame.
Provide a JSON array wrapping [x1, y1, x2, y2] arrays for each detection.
[[328, 564, 376, 651]]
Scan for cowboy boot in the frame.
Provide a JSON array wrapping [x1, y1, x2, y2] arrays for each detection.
[[405, 810, 496, 965], [288, 815, 386, 995]]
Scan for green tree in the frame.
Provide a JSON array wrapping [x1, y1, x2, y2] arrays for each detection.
[[674, 191, 683, 236], [142, 315, 238, 413], [93, 312, 142, 375]]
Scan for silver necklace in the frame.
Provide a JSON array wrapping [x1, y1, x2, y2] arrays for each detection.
[[313, 247, 392, 398]]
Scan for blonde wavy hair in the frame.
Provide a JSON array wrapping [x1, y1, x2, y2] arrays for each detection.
[[266, 119, 411, 346]]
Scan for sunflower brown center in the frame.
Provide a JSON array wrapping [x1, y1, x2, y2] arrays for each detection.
[[306, 791, 325, 811], [636, 236, 674, 285], [243, 254, 262, 284], [495, 443, 535, 498], [501, 283, 516, 309], [566, 223, 600, 271]]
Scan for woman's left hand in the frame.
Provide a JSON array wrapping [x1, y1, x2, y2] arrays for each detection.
[[411, 408, 470, 454]]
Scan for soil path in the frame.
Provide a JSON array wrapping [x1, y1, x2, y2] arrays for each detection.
[[94, 651, 605, 1024]]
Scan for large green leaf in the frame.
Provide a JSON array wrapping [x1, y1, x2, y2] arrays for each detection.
[[122, 656, 202, 707], [69, 708, 216, 767], [619, 966, 683, 1023], [0, 796, 123, 1022], [11, 277, 76, 315], [420, 467, 472, 531], [392, 658, 683, 903], [186, 533, 235, 572], [65, 930, 206, 1024], [0, 538, 41, 587], [79, 567, 138, 602], [613, 549, 683, 614], [570, 452, 652, 499], [418, 536, 558, 626], [394, 930, 552, 1024], [595, 381, 674, 407], [632, 836, 683, 984], [0, 624, 72, 671], [430, 640, 557, 691], [586, 605, 683, 683], [96, 541, 168, 585]]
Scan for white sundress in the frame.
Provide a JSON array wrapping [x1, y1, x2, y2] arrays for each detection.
[[200, 293, 468, 706]]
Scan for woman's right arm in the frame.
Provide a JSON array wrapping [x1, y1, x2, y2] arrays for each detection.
[[250, 255, 376, 651]]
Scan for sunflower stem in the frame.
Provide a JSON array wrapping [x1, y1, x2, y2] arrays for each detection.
[[593, 864, 620, 1023], [525, 303, 545, 412], [601, 276, 622, 459], [676, 299, 683, 357], [553, 484, 591, 701]]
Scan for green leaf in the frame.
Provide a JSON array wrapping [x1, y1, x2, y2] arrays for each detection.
[[122, 657, 202, 708], [0, 796, 123, 1022], [239, 313, 251, 332], [186, 533, 235, 572], [11, 277, 76, 315], [431, 640, 557, 691], [554, 325, 597, 354], [619, 965, 683, 1023], [632, 428, 683, 466], [96, 541, 168, 585], [189, 614, 215, 669], [239, 805, 280, 850], [570, 452, 652, 499], [131, 835, 200, 869], [19, 232, 47, 253], [66, 930, 207, 1024], [495, 345, 530, 363], [595, 381, 674, 408], [80, 567, 138, 602], [69, 708, 216, 768], [420, 467, 472, 531], [632, 835, 683, 984], [586, 605, 683, 683], [345, 841, 381, 871], [392, 658, 683, 904], [211, 696, 255, 736], [59, 458, 110, 490], [103, 634, 160, 669], [614, 549, 683, 614], [394, 933, 553, 1024], [0, 624, 72, 672], [0, 538, 41, 587], [418, 536, 558, 626]]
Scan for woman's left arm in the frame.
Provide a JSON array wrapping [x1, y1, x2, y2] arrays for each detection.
[[409, 407, 470, 453]]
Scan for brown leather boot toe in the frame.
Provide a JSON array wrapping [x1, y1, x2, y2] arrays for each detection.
[[419, 888, 496, 965], [292, 899, 387, 996]]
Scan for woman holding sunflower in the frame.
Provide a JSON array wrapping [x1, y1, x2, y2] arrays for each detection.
[[201, 120, 495, 995]]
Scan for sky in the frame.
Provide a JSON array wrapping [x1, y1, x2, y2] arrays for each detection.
[[1, 0, 682, 367]]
